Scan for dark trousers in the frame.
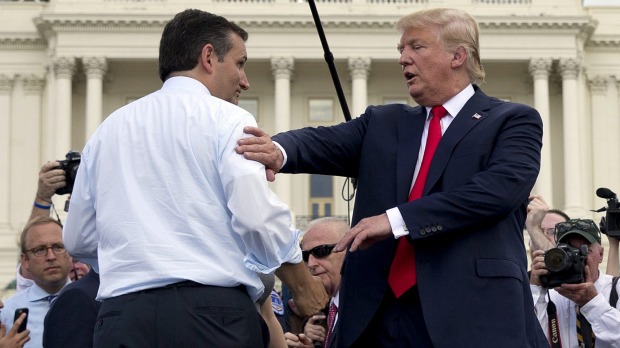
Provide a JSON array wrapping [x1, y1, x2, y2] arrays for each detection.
[[353, 285, 433, 348], [93, 281, 268, 348]]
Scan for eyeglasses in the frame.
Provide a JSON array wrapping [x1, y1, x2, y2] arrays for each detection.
[[543, 228, 556, 237], [302, 244, 336, 262], [25, 244, 67, 258]]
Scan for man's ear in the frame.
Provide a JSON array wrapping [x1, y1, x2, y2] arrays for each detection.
[[451, 46, 467, 69], [201, 44, 216, 74], [21, 253, 29, 272]]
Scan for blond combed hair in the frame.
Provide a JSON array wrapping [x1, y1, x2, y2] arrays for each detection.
[[396, 8, 485, 85]]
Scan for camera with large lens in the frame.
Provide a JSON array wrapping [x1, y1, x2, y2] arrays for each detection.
[[539, 243, 588, 288], [55, 150, 81, 195]]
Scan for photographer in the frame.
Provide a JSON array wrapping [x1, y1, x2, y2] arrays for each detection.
[[530, 219, 620, 347]]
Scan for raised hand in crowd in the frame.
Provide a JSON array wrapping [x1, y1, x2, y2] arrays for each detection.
[[0, 312, 30, 348], [526, 194, 555, 252], [283, 332, 313, 348], [302, 314, 326, 344], [30, 161, 65, 220]]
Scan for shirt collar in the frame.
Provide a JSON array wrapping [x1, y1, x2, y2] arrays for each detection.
[[332, 290, 340, 308], [26, 278, 71, 302], [162, 76, 212, 96], [425, 84, 475, 119]]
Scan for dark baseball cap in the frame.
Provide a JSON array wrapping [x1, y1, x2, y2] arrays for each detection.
[[555, 218, 601, 244]]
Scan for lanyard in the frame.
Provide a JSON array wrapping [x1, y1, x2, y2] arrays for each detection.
[[547, 299, 563, 348]]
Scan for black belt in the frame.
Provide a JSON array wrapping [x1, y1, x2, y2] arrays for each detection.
[[140, 281, 245, 293]]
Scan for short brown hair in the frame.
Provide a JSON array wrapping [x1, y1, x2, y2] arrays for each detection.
[[20, 216, 63, 253]]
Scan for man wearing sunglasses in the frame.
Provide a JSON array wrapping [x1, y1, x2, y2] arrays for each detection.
[[285, 217, 347, 348], [530, 218, 620, 347]]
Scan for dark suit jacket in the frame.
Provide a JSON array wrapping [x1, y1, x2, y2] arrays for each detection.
[[273, 87, 548, 347], [43, 268, 101, 348]]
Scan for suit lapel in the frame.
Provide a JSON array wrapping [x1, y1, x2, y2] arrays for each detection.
[[424, 89, 491, 194], [397, 106, 426, 203]]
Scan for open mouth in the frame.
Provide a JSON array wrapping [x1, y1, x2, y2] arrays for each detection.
[[404, 72, 416, 83]]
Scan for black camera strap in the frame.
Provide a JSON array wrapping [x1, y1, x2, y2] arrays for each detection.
[[611, 276, 619, 308], [546, 299, 563, 348]]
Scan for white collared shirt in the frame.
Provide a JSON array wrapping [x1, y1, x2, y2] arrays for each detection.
[[64, 76, 302, 302], [530, 273, 620, 348], [387, 84, 475, 237], [0, 281, 69, 348]]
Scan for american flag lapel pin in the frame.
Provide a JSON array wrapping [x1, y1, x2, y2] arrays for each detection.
[[472, 113, 481, 120]]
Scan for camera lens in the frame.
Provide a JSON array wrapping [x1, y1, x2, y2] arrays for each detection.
[[544, 248, 570, 272]]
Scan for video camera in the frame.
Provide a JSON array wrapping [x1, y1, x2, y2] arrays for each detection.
[[55, 150, 81, 195], [539, 243, 588, 288], [595, 187, 620, 237]]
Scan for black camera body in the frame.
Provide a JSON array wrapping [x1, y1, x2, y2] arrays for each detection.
[[597, 187, 620, 237], [539, 243, 588, 288], [55, 150, 81, 195]]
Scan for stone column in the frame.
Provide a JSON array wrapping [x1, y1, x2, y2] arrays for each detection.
[[589, 76, 611, 192], [0, 74, 15, 229], [11, 74, 46, 228], [53, 56, 76, 158], [348, 57, 371, 117], [529, 58, 553, 205], [271, 57, 294, 206], [83, 56, 108, 140], [559, 58, 583, 217]]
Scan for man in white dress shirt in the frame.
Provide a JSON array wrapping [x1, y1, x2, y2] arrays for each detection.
[[63, 9, 327, 347], [530, 219, 620, 347]]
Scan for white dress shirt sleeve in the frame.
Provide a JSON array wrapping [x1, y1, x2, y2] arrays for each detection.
[[581, 292, 620, 347], [220, 115, 302, 274], [64, 145, 99, 263]]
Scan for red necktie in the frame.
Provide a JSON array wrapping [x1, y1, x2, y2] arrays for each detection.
[[324, 302, 338, 348], [388, 105, 448, 298]]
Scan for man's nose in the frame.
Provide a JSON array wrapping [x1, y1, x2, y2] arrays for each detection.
[[240, 73, 250, 90]]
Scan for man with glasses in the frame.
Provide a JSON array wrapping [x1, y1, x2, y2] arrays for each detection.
[[526, 194, 570, 251], [285, 217, 348, 348], [530, 218, 620, 347], [0, 217, 71, 347]]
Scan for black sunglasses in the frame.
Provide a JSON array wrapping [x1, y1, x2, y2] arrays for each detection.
[[302, 244, 336, 262]]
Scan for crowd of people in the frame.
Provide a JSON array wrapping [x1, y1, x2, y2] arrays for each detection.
[[0, 6, 619, 348]]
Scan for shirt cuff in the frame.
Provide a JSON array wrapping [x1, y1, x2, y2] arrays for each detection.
[[580, 293, 607, 318], [387, 207, 408, 238], [273, 141, 287, 170]]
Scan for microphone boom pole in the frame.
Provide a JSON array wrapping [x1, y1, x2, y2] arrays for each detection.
[[307, 0, 352, 122]]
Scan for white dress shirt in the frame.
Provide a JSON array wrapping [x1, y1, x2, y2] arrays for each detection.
[[386, 84, 475, 238], [64, 76, 302, 302], [531, 273, 620, 347]]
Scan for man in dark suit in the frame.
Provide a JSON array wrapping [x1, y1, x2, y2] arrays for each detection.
[[43, 267, 100, 348], [237, 8, 548, 348]]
